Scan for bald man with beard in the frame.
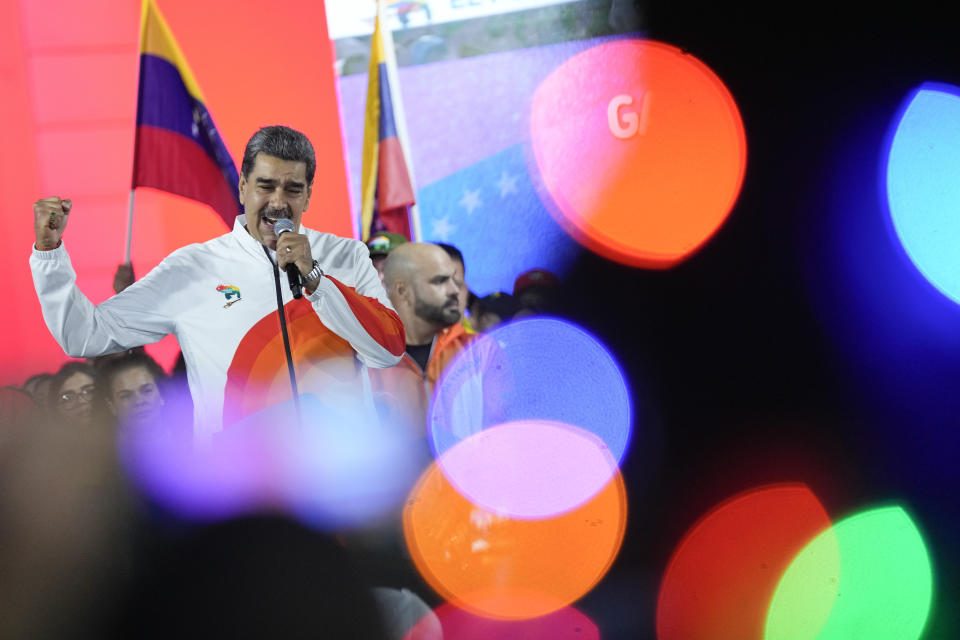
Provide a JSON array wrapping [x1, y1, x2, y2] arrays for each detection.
[[369, 243, 476, 437], [383, 243, 461, 353]]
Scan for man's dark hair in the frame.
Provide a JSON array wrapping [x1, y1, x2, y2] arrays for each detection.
[[241, 126, 316, 185], [99, 351, 167, 398], [435, 242, 465, 273]]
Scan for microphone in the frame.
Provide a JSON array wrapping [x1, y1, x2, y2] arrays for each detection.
[[273, 218, 302, 299]]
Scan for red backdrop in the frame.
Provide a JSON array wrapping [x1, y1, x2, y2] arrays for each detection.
[[0, 0, 350, 385]]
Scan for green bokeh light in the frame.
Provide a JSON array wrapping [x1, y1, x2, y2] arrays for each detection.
[[765, 506, 932, 640]]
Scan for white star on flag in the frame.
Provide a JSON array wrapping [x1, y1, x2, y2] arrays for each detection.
[[495, 171, 518, 197], [431, 215, 455, 241], [459, 188, 482, 215]]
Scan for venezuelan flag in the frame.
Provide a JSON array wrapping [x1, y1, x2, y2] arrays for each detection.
[[360, 0, 418, 242], [133, 0, 241, 226]]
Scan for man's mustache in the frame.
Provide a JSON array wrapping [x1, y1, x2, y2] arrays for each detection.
[[260, 205, 292, 219]]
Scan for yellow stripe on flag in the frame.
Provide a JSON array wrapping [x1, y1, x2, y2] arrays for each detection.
[[360, 1, 388, 242], [139, 0, 206, 103]]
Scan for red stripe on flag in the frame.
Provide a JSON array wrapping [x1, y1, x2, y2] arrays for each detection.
[[377, 206, 413, 239], [377, 136, 415, 211], [324, 276, 406, 357], [133, 125, 241, 226]]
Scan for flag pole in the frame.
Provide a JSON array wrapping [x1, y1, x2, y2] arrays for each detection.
[[361, 0, 420, 242], [378, 0, 421, 241], [126, 0, 150, 265], [125, 189, 135, 263]]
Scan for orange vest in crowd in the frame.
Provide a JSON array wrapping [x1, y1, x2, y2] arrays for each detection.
[[369, 321, 475, 437]]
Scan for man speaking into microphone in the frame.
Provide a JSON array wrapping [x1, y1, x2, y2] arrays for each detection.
[[30, 125, 405, 443]]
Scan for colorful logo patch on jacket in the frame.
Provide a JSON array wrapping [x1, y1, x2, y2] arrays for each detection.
[[217, 284, 241, 307]]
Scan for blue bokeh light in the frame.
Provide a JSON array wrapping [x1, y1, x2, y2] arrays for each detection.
[[427, 318, 633, 517], [796, 81, 960, 502], [429, 318, 633, 481], [886, 83, 960, 304]]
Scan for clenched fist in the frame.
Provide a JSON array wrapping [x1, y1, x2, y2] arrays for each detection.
[[33, 196, 72, 250], [276, 230, 321, 290]]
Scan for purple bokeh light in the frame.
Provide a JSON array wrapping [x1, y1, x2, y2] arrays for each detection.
[[428, 318, 632, 517], [119, 392, 426, 529], [437, 419, 619, 519]]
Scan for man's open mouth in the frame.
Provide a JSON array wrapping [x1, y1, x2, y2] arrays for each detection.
[[260, 209, 291, 228]]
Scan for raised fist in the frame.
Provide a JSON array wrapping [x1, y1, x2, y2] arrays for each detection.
[[33, 196, 72, 250]]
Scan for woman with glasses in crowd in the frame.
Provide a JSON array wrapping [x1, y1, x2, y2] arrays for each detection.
[[48, 361, 100, 428]]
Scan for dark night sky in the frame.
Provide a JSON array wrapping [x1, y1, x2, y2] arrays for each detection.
[[559, 3, 960, 637]]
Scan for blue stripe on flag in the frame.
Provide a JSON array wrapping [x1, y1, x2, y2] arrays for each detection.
[[378, 62, 400, 141], [136, 54, 237, 178]]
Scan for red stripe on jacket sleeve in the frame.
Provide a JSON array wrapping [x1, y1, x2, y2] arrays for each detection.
[[324, 275, 406, 357]]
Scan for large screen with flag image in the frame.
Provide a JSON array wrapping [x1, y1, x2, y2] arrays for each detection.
[[332, 0, 746, 295], [331, 0, 645, 296]]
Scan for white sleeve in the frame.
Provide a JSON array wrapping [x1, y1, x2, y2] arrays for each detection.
[[306, 242, 405, 368], [30, 243, 176, 357]]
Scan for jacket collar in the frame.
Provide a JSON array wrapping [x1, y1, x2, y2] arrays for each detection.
[[435, 321, 470, 355], [233, 214, 319, 263], [232, 214, 268, 261]]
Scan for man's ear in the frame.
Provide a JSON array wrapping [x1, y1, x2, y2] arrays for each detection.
[[238, 174, 246, 205], [393, 281, 408, 303]]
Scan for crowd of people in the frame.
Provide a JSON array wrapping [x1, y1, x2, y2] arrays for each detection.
[[1, 241, 561, 640], [1, 125, 567, 638], [0, 264, 193, 440], [2, 236, 559, 442]]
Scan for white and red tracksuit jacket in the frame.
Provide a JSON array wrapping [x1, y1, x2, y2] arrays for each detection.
[[30, 215, 405, 444]]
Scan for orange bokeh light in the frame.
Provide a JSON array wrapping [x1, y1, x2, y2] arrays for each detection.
[[403, 461, 627, 621], [530, 39, 747, 268]]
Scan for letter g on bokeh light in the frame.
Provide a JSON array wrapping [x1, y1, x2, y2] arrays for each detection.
[[530, 39, 747, 269]]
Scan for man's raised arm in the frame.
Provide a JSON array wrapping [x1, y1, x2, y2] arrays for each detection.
[[30, 197, 174, 357]]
